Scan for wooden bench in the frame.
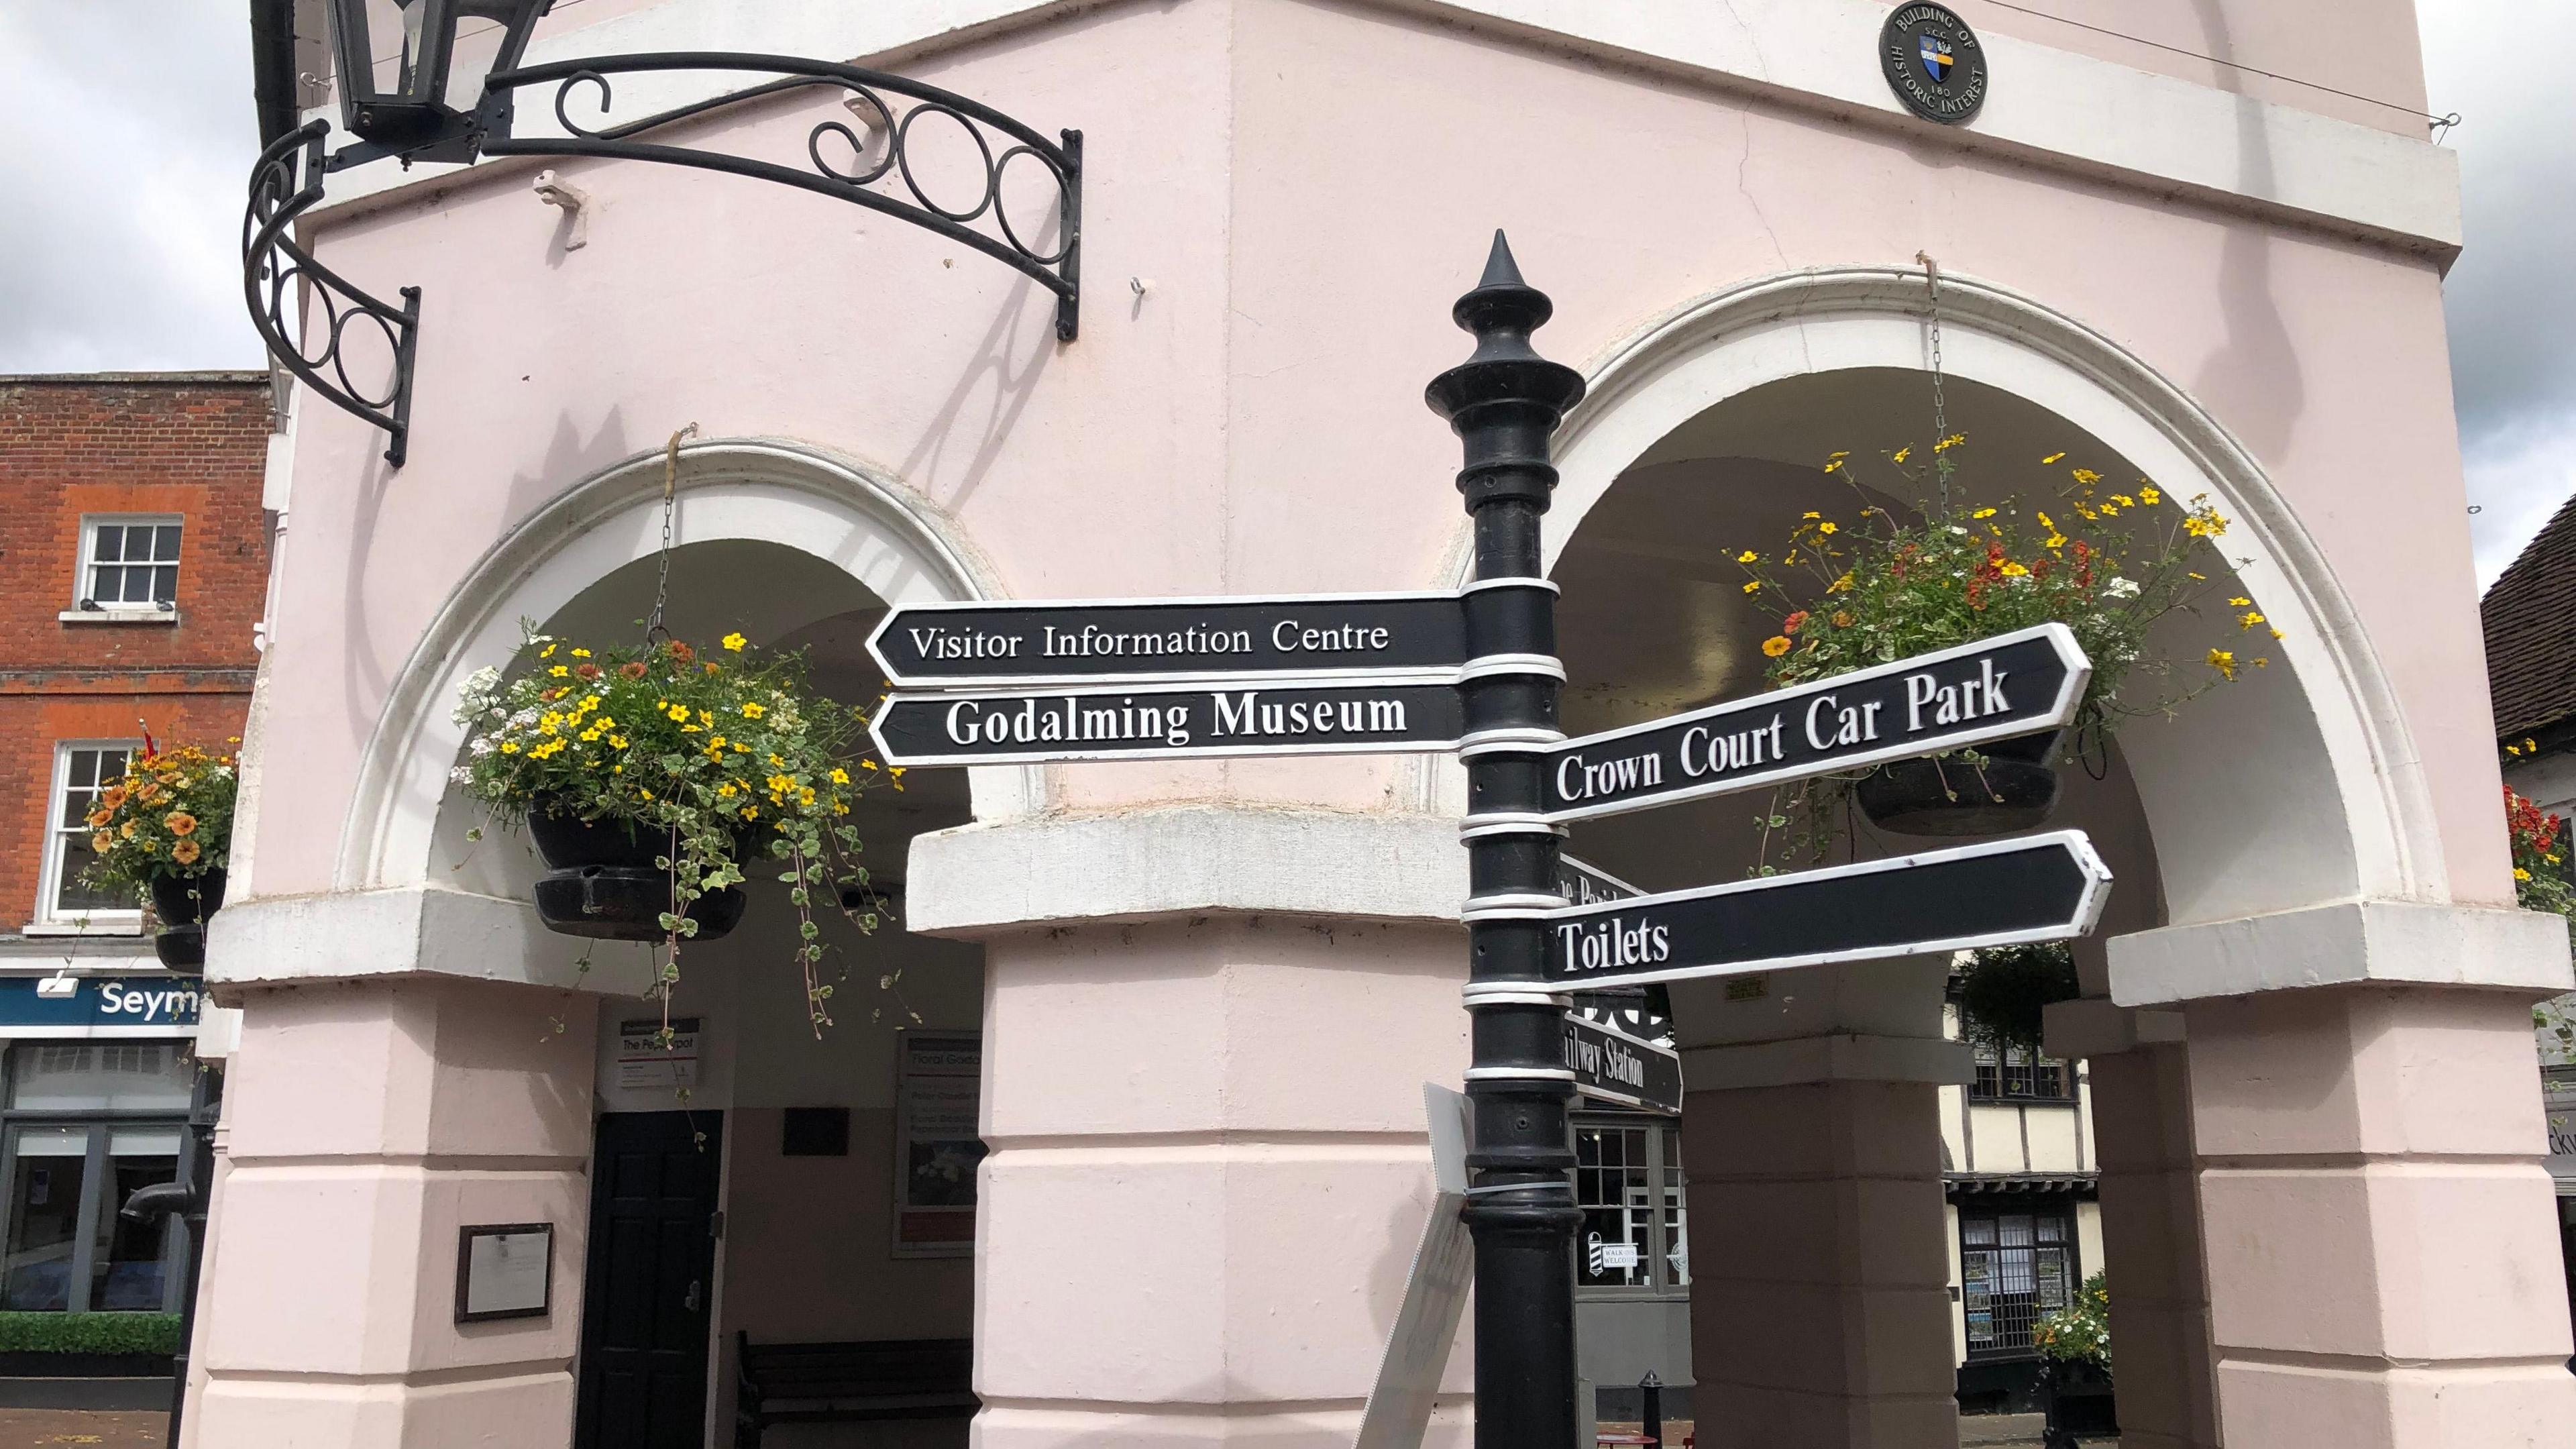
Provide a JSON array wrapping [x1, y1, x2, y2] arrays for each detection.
[[733, 1332, 977, 1447]]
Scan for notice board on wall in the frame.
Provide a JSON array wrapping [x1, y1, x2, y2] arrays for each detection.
[[893, 1033, 983, 1258]]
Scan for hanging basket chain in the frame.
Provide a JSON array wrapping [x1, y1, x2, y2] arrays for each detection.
[[645, 423, 699, 643], [1916, 252, 1951, 514]]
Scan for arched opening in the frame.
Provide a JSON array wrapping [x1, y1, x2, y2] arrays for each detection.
[[350, 441, 1002, 1449], [1523, 273, 2425, 1437]]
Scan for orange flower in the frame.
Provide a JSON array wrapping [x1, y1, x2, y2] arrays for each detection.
[[165, 812, 199, 837], [667, 641, 697, 665], [99, 785, 127, 811], [91, 831, 113, 853], [170, 839, 202, 866], [1781, 610, 1809, 635], [1761, 635, 1792, 658], [619, 661, 649, 680], [85, 807, 113, 828], [574, 662, 602, 680], [133, 782, 163, 805]]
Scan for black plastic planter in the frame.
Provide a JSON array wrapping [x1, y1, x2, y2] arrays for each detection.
[[149, 869, 225, 973], [525, 806, 746, 943], [2040, 1358, 2118, 1447], [1855, 731, 2063, 837]]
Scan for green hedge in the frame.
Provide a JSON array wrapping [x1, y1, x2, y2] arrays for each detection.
[[0, 1311, 182, 1356]]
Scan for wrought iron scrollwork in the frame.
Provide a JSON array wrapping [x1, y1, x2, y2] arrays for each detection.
[[239, 52, 1081, 465], [481, 52, 1082, 340], [244, 119, 422, 466]]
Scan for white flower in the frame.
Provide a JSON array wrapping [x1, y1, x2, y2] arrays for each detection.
[[449, 765, 475, 785], [1948, 525, 1969, 536], [465, 665, 502, 694], [2103, 577, 2140, 600], [469, 737, 496, 757]]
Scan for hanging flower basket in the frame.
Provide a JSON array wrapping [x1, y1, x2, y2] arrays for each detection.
[[80, 743, 238, 976], [524, 802, 748, 942], [1851, 729, 2063, 837], [451, 627, 898, 1028], [1734, 439, 2270, 847]]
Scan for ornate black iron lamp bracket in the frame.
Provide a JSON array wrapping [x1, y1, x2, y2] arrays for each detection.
[[244, 120, 423, 466], [239, 53, 1082, 466]]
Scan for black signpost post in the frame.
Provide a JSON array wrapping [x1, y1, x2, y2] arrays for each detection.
[[1426, 233, 1589, 1449], [863, 234, 2114, 1448]]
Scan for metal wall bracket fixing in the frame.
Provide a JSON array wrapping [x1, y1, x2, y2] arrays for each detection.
[[243, 119, 421, 467], [240, 52, 1082, 466]]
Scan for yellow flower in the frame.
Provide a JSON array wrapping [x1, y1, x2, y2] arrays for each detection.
[[2206, 648, 2237, 681], [2041, 452, 2065, 464], [550, 665, 570, 678], [1761, 635, 1792, 658], [743, 702, 767, 718], [2139, 486, 2161, 504], [1827, 573, 1854, 594], [541, 643, 557, 659], [1821, 453, 1848, 474], [722, 632, 747, 652], [608, 735, 628, 749], [2044, 534, 2067, 550], [717, 782, 738, 798], [1801, 511, 1822, 520], [2070, 468, 2102, 486], [1971, 508, 1996, 519], [500, 741, 520, 754], [1737, 550, 1760, 564], [1817, 521, 1838, 535], [2239, 611, 2265, 629], [829, 767, 850, 784], [2518, 867, 2534, 881], [2000, 562, 2029, 578], [1742, 581, 1762, 595], [2188, 572, 2206, 582], [2228, 596, 2251, 607], [2110, 494, 2136, 508], [571, 648, 592, 658], [1933, 433, 1966, 453], [1891, 446, 1911, 463]]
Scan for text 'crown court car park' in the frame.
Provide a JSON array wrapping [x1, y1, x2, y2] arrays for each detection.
[[863, 235, 2111, 1449]]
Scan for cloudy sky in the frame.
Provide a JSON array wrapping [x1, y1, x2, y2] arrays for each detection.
[[1, 5, 2567, 588]]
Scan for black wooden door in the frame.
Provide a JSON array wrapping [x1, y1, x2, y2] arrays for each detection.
[[573, 1112, 723, 1449]]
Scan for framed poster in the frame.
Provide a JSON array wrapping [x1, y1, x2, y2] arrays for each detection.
[[455, 1224, 553, 1323], [892, 1033, 983, 1258]]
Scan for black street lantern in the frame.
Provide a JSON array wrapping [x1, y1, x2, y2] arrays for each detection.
[[328, 0, 551, 155]]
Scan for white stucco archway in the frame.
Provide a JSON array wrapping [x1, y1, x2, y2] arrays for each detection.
[[1448, 265, 2445, 928], [334, 437, 1027, 894]]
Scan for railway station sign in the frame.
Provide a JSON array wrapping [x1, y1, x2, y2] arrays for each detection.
[[869, 591, 1470, 688], [1541, 623, 2088, 822], [1562, 1013, 1683, 1113], [1536, 831, 2111, 993]]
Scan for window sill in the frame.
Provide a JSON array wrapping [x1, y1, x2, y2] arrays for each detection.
[[19, 921, 146, 938], [60, 609, 178, 626], [1967, 1095, 2082, 1108]]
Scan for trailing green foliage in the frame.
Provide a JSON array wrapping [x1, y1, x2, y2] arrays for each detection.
[[1953, 941, 2080, 1055], [0, 1311, 183, 1356]]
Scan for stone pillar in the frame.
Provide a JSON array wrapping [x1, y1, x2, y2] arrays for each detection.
[[185, 890, 610, 1449], [2047, 1001, 2221, 1449], [1672, 958, 1965, 1448], [908, 807, 1474, 1447], [2112, 901, 2576, 1448]]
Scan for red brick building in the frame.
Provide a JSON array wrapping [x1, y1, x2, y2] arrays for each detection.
[[0, 373, 274, 941]]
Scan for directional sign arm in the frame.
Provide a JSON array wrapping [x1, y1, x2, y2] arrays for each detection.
[[1540, 623, 2091, 822], [1532, 830, 2112, 992], [867, 591, 1472, 688]]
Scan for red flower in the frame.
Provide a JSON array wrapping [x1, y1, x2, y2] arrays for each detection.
[[574, 662, 602, 680], [1781, 610, 1809, 635], [618, 661, 649, 680]]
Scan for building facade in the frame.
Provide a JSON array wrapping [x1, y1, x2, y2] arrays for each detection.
[[0, 372, 272, 1323], [186, 3, 2575, 1447]]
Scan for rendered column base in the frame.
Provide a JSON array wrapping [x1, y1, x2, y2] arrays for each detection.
[[193, 1371, 572, 1448]]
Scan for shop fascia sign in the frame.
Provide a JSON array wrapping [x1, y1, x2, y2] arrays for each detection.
[[869, 606, 2109, 990], [0, 974, 203, 1032]]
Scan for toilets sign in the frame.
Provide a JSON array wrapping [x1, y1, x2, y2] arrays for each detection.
[[1538, 623, 2088, 822], [1534, 831, 2112, 993]]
